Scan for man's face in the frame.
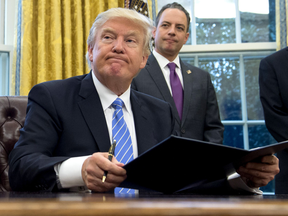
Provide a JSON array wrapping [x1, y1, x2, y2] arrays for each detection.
[[88, 17, 148, 90], [153, 8, 189, 61]]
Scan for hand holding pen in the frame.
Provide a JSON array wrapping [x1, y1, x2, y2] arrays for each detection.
[[102, 140, 116, 182]]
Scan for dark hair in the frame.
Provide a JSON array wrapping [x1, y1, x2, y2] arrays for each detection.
[[155, 2, 190, 33]]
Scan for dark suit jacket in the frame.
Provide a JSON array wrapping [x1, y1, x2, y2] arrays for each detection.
[[259, 47, 288, 194], [132, 54, 224, 144], [8, 72, 174, 192]]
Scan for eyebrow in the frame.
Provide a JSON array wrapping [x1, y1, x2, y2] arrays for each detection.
[[161, 21, 186, 29], [101, 27, 141, 38]]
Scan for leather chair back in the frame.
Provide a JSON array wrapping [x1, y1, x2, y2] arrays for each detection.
[[0, 96, 27, 191]]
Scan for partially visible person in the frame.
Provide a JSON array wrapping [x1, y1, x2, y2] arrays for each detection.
[[132, 2, 224, 144], [259, 46, 288, 194], [8, 7, 174, 193], [132, 2, 279, 193]]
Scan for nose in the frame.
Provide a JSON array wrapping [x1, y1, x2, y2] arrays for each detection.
[[168, 26, 176, 36], [112, 38, 124, 53]]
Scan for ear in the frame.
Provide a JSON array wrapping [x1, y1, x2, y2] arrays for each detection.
[[183, 32, 189, 45], [140, 54, 149, 69], [152, 27, 157, 39], [87, 45, 93, 62]]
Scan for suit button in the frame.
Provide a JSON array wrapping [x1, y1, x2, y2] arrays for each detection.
[[181, 129, 185, 134]]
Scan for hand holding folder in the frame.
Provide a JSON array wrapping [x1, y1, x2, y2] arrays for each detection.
[[119, 135, 287, 194]]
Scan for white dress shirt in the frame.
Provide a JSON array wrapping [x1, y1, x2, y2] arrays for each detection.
[[54, 71, 137, 189]]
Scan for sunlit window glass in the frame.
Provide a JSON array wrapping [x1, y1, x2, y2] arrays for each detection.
[[198, 56, 241, 120], [0, 52, 9, 95], [239, 0, 275, 42], [195, 0, 236, 44], [244, 55, 269, 120]]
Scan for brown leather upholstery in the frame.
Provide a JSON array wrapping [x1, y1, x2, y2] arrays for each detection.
[[0, 96, 27, 191]]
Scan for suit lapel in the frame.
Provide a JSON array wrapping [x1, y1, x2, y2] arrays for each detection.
[[130, 90, 157, 155], [77, 72, 111, 152], [181, 60, 193, 127], [146, 54, 181, 124]]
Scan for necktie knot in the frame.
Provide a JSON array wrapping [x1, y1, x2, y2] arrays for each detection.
[[167, 62, 176, 72], [112, 98, 124, 110]]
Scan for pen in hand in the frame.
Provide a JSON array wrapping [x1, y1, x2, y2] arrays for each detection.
[[102, 140, 116, 183]]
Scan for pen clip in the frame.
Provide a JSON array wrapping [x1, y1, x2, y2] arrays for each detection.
[[108, 140, 116, 156]]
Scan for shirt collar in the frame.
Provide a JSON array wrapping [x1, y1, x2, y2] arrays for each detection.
[[91, 71, 132, 113], [153, 49, 181, 70]]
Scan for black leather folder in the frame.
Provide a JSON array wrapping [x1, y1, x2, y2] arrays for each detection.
[[119, 135, 288, 194]]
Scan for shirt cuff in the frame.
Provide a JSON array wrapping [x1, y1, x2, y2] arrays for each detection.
[[54, 155, 90, 188], [228, 173, 263, 195]]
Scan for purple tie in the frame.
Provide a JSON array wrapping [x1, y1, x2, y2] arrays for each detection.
[[168, 62, 183, 120]]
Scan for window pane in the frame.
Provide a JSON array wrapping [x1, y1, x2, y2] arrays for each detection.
[[244, 56, 263, 120], [244, 53, 274, 120], [198, 56, 241, 120], [195, 0, 236, 44], [223, 125, 244, 148], [248, 125, 276, 149], [181, 57, 195, 66], [239, 0, 275, 42], [0, 51, 9, 95]]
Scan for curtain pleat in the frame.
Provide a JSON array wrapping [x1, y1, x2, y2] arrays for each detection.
[[276, 0, 288, 50], [12, 0, 124, 96]]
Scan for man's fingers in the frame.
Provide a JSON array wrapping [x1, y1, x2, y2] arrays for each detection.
[[261, 155, 278, 165], [82, 153, 127, 192]]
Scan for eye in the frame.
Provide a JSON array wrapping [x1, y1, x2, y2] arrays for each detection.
[[102, 34, 114, 42], [177, 26, 185, 31], [127, 39, 136, 43], [126, 38, 138, 47]]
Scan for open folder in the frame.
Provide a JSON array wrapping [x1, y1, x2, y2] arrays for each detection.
[[119, 135, 288, 194]]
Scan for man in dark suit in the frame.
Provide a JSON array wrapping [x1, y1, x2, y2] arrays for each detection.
[[132, 2, 279, 192], [131, 3, 223, 144], [8, 8, 174, 193], [259, 46, 288, 193]]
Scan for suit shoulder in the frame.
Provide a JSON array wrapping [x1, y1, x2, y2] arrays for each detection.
[[132, 89, 170, 107], [181, 60, 210, 76], [262, 47, 288, 63], [31, 74, 87, 92]]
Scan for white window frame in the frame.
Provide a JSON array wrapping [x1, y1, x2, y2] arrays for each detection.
[[180, 42, 277, 149], [0, 0, 16, 96]]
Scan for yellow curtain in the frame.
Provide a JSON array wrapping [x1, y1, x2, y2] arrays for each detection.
[[11, 0, 124, 96], [276, 0, 288, 50]]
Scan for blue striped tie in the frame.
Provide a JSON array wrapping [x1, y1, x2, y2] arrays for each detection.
[[112, 98, 135, 196]]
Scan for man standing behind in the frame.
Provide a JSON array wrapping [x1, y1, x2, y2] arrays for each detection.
[[132, 2, 223, 144], [132, 2, 279, 192]]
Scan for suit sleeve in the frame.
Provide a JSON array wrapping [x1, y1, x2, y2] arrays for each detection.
[[203, 74, 224, 144], [259, 58, 288, 142], [8, 84, 69, 191]]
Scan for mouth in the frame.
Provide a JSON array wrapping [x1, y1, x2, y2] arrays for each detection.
[[164, 38, 177, 43], [107, 56, 128, 63]]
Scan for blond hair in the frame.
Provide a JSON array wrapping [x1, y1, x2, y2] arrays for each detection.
[[86, 8, 153, 69]]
